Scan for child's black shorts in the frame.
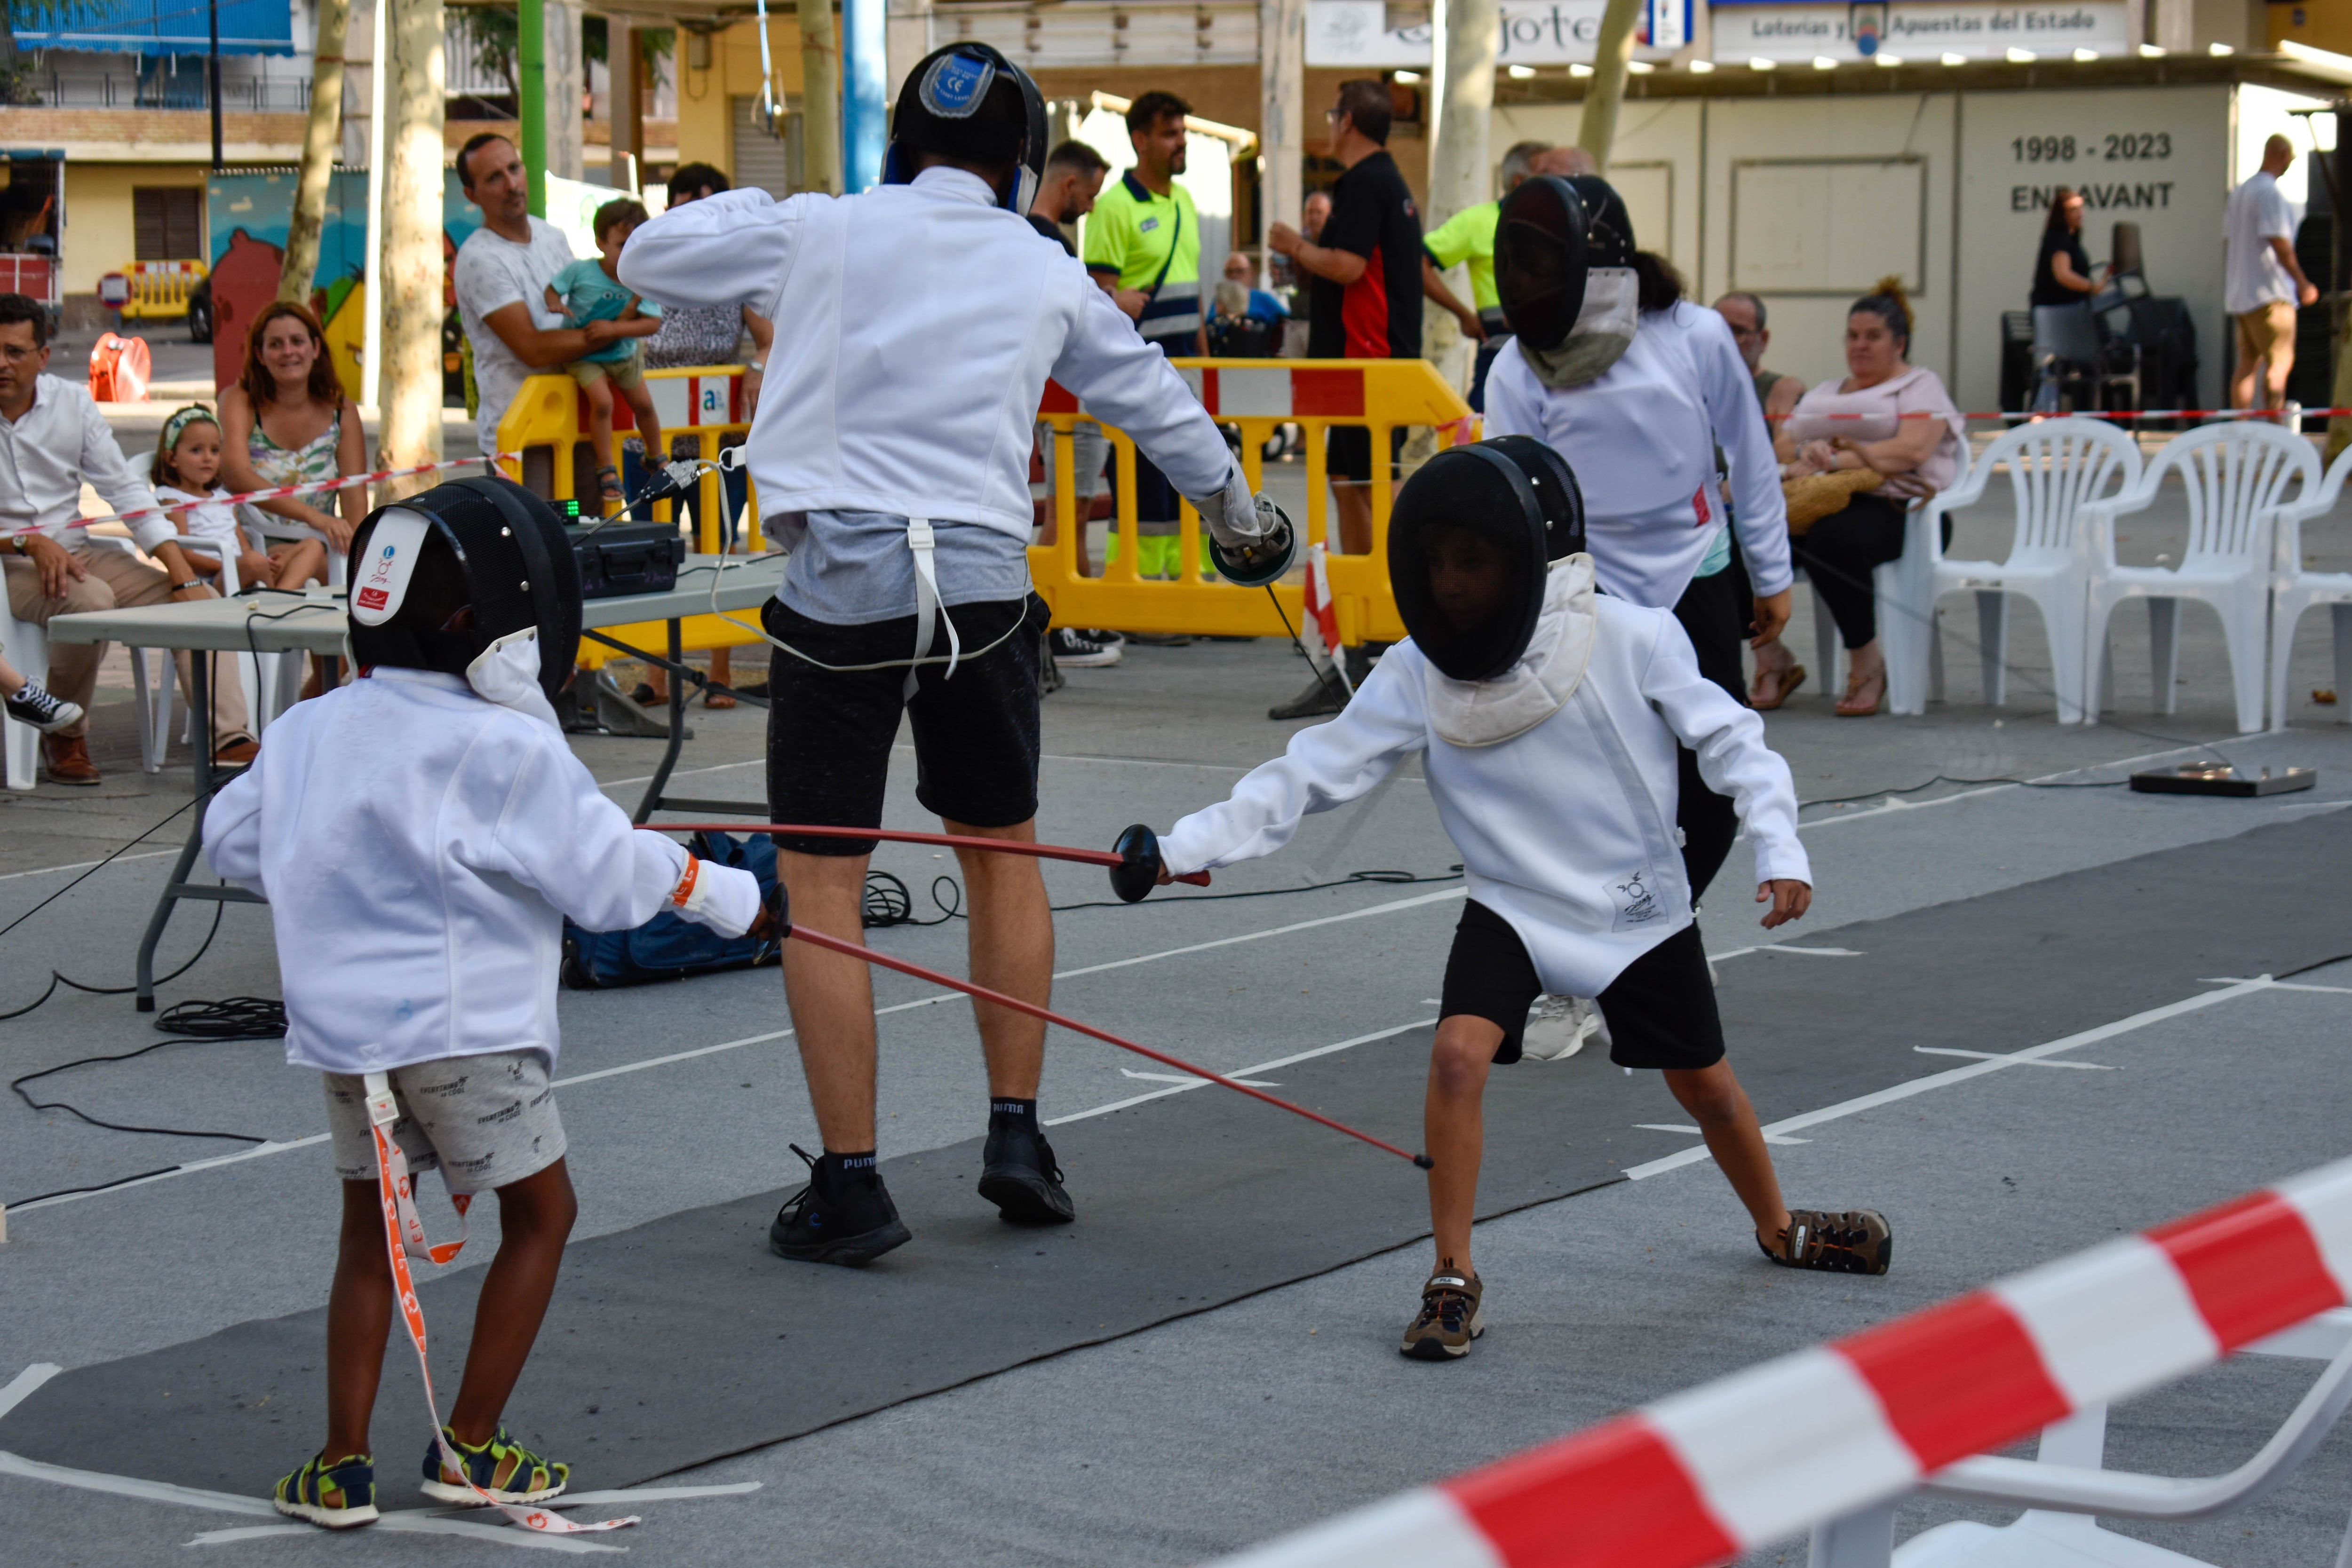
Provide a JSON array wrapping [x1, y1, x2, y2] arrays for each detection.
[[1439, 899, 1727, 1069]]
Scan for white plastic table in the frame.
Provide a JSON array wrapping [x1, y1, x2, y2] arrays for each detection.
[[46, 553, 787, 1009]]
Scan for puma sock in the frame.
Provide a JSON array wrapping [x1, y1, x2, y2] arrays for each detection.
[[819, 1149, 877, 1190], [988, 1098, 1039, 1130]]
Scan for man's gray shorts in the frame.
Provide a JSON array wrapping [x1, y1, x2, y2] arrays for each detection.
[[323, 1050, 566, 1194]]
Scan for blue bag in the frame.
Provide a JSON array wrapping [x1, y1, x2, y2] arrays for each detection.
[[560, 830, 782, 989]]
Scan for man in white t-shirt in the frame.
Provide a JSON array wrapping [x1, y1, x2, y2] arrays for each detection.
[[2225, 134, 2320, 412], [452, 133, 622, 458]]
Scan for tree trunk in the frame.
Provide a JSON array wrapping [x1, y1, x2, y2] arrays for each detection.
[[1257, 0, 1304, 288], [1424, 0, 1496, 380], [543, 0, 584, 181], [795, 0, 840, 195], [279, 0, 350, 305], [379, 0, 445, 490], [1575, 0, 1643, 176]]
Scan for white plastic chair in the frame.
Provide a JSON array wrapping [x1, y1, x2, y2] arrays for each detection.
[[1805, 442, 1972, 710], [0, 593, 46, 790], [2264, 442, 2352, 729], [1881, 418, 2141, 723], [2081, 421, 2318, 736]]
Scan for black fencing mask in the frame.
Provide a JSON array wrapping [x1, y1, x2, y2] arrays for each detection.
[[883, 44, 1048, 215], [1495, 176, 1591, 353], [347, 476, 582, 703], [1388, 437, 1587, 682]]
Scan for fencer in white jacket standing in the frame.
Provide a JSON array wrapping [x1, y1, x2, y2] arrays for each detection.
[[1155, 437, 1892, 1362], [617, 43, 1277, 1266]]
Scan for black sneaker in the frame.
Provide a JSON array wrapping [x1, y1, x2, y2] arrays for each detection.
[[1049, 627, 1122, 667], [4, 681, 81, 734], [978, 1115, 1075, 1224], [1762, 1209, 1893, 1275], [769, 1144, 912, 1266], [1269, 669, 1348, 720]]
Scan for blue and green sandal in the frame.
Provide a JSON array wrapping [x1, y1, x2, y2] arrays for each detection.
[[272, 1451, 379, 1528], [421, 1426, 570, 1506]]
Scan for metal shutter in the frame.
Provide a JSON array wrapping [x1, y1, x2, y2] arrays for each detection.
[[731, 96, 802, 197]]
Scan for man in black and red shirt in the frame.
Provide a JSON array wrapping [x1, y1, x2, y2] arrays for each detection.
[[1270, 78, 1422, 562]]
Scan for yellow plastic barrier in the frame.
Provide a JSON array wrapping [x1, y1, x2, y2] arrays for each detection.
[[1033, 357, 1473, 646], [496, 364, 768, 669], [117, 259, 207, 321]]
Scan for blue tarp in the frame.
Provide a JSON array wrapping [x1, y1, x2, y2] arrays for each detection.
[[13, 0, 295, 56]]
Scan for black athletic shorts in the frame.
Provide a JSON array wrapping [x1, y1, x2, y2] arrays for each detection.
[[1440, 899, 1726, 1070], [1326, 425, 1409, 485], [764, 593, 1050, 855]]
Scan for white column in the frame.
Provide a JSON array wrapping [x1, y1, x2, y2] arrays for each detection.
[[1425, 0, 1497, 377], [544, 0, 584, 182], [380, 0, 447, 479]]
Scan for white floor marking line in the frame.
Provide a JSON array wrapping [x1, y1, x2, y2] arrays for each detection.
[[603, 748, 1268, 793], [0, 1366, 60, 1423], [1120, 1069, 1280, 1087], [0, 848, 175, 883], [182, 1485, 762, 1549], [9, 1135, 333, 1217], [1049, 1017, 1438, 1126], [1054, 886, 1468, 982], [2202, 976, 2352, 995], [0, 1449, 279, 1516], [1914, 1046, 2115, 1069], [1706, 944, 1864, 962], [1623, 976, 2276, 1180], [1634, 1122, 1808, 1145]]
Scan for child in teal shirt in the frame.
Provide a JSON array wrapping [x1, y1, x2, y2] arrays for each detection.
[[545, 198, 664, 511]]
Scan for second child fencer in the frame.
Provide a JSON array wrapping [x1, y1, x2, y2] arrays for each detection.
[[1152, 438, 1891, 1362], [1480, 176, 1794, 1055], [619, 43, 1279, 1265], [204, 479, 769, 1527]]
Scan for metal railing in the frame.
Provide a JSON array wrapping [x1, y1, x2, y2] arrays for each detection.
[[25, 72, 310, 111]]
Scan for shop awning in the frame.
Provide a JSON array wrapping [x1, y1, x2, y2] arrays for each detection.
[[13, 0, 295, 57]]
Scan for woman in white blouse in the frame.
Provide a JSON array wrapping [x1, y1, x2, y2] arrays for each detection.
[[1756, 277, 1964, 717]]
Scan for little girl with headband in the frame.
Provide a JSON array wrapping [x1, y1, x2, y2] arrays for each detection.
[[153, 405, 328, 592]]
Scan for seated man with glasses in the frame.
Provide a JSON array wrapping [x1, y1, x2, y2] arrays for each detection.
[[0, 293, 252, 782]]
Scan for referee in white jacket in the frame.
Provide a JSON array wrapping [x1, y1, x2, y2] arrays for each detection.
[[620, 43, 1264, 1265]]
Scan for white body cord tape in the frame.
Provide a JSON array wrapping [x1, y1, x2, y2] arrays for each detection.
[[358, 1070, 638, 1536], [703, 530, 1026, 677]]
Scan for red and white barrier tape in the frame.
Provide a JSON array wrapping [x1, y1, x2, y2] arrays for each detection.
[[363, 1075, 637, 1537], [1764, 409, 2346, 424], [1213, 1154, 2352, 1568], [0, 453, 519, 538]]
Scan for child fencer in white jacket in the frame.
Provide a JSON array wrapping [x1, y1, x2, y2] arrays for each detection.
[[1154, 436, 1891, 1362], [204, 483, 770, 1526]]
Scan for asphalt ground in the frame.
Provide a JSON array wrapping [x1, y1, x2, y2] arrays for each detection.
[[1, 461, 2350, 1564]]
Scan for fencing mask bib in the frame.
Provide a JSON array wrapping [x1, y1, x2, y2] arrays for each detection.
[[1500, 174, 1642, 388], [882, 43, 1048, 215], [347, 476, 583, 717], [1388, 436, 1588, 684]]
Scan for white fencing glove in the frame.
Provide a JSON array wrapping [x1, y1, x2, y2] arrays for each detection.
[[1196, 466, 1269, 551]]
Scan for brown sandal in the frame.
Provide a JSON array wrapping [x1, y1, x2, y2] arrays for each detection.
[[1751, 662, 1807, 711], [1836, 668, 1886, 717]]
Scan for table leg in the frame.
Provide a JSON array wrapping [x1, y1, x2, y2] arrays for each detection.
[[631, 617, 688, 824], [135, 811, 209, 1013]]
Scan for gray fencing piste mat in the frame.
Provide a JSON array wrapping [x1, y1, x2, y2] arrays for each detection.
[[9, 812, 2348, 1504]]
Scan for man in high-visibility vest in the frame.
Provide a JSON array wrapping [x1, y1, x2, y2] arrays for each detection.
[[1084, 90, 1208, 581], [1419, 139, 1556, 412]]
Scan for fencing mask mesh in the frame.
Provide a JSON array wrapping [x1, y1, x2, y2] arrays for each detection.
[[1388, 437, 1588, 683], [1495, 175, 1591, 353], [346, 476, 582, 702]]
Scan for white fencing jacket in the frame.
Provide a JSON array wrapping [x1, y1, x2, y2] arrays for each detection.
[[1484, 303, 1794, 610], [204, 668, 762, 1076], [618, 167, 1237, 539], [1160, 566, 1810, 996]]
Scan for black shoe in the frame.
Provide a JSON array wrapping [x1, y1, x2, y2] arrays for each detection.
[[1268, 669, 1348, 721], [978, 1116, 1075, 1224], [769, 1144, 912, 1266]]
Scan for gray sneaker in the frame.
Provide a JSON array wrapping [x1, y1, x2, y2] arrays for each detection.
[[5, 681, 81, 734], [1522, 995, 1601, 1061], [1049, 628, 1122, 667]]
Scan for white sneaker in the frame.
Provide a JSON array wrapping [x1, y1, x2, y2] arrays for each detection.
[[1049, 628, 1122, 667], [1522, 995, 1603, 1061]]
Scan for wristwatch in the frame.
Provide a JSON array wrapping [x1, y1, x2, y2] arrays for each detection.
[[172, 579, 205, 592]]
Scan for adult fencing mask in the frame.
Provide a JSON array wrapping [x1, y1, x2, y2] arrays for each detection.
[[1500, 174, 1644, 387], [1387, 436, 1587, 683], [347, 476, 583, 710], [883, 43, 1048, 216]]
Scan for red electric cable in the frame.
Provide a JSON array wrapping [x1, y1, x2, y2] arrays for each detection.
[[786, 920, 1432, 1170], [645, 822, 1213, 886]]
